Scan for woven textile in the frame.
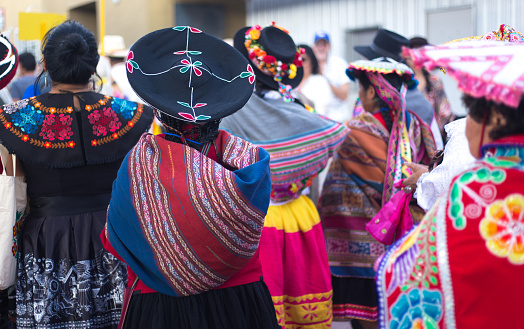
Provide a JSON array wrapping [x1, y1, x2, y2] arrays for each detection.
[[220, 94, 348, 203], [105, 131, 271, 296], [319, 110, 435, 279]]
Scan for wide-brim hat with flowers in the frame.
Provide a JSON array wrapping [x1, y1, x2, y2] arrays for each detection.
[[126, 26, 256, 123], [233, 24, 304, 91], [0, 34, 18, 90], [403, 24, 524, 109]]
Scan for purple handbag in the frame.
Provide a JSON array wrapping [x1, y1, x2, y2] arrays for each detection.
[[366, 180, 414, 245]]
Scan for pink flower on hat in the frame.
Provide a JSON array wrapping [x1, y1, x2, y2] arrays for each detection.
[[126, 51, 138, 73]]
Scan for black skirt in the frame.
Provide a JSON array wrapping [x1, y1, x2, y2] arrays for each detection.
[[123, 280, 281, 329], [16, 210, 127, 329], [332, 276, 378, 321]]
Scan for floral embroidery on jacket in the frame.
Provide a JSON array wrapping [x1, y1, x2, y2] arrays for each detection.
[[10, 105, 45, 134], [39, 113, 73, 141], [479, 193, 524, 265], [88, 107, 122, 136], [3, 99, 29, 115], [111, 98, 137, 119], [389, 288, 443, 329]]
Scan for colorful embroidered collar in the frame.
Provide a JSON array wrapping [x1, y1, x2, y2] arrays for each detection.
[[0, 92, 153, 168]]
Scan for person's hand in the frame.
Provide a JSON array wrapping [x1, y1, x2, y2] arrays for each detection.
[[402, 162, 428, 193]]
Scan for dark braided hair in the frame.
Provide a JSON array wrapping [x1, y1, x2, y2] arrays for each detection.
[[155, 109, 221, 150]]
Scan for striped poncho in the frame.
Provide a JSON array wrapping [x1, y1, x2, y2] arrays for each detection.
[[220, 93, 348, 203]]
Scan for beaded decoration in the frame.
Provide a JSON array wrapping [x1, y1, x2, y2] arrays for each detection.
[[127, 26, 255, 123], [445, 24, 524, 44], [244, 22, 304, 102]]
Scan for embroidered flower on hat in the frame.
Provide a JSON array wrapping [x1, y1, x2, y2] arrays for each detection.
[[126, 51, 137, 74]]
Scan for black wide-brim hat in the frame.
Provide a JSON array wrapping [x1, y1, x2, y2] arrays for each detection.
[[354, 29, 410, 62], [127, 26, 255, 123], [234, 26, 303, 90], [0, 35, 18, 90]]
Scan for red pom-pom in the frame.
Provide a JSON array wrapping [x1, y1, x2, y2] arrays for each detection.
[[281, 63, 288, 71], [249, 52, 257, 60]]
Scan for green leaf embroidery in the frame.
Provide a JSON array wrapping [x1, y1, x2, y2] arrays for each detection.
[[491, 169, 506, 183], [196, 115, 211, 121], [240, 71, 254, 78], [188, 51, 202, 55], [129, 60, 139, 69], [180, 67, 190, 74], [173, 26, 187, 31], [177, 101, 191, 108]]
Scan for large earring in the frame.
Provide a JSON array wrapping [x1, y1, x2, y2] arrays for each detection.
[[44, 74, 49, 87]]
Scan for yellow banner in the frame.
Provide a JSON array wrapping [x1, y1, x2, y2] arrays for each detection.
[[18, 13, 66, 40]]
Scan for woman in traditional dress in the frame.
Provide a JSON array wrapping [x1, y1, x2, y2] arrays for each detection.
[[0, 21, 153, 328], [377, 26, 524, 329], [317, 58, 436, 329], [102, 27, 280, 329], [220, 23, 348, 329]]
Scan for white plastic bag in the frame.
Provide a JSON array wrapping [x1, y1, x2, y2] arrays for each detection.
[[0, 144, 26, 289]]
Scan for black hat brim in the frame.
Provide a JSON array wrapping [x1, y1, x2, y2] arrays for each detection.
[[354, 45, 385, 61], [127, 27, 254, 123], [234, 27, 303, 90]]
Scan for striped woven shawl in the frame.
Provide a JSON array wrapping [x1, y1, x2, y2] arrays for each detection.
[[105, 131, 271, 296]]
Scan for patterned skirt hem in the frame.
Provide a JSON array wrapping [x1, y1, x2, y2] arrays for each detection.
[[273, 291, 333, 328], [333, 303, 377, 322]]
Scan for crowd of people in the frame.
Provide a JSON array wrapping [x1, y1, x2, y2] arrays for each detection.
[[0, 18, 523, 329]]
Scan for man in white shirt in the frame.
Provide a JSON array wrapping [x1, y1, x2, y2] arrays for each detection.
[[313, 32, 351, 122]]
